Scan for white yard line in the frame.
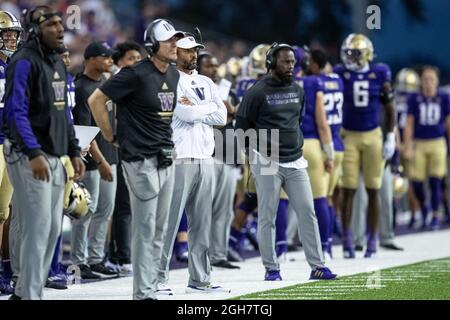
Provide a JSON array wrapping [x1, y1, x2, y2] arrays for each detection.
[[2, 229, 450, 300]]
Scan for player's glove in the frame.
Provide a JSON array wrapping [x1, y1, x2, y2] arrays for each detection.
[[383, 132, 396, 159]]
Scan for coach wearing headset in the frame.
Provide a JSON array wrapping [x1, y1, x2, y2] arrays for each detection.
[[2, 6, 84, 300], [88, 19, 183, 300], [235, 43, 337, 282]]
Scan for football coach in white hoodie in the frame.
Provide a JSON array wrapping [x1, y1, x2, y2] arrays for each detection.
[[157, 35, 228, 295]]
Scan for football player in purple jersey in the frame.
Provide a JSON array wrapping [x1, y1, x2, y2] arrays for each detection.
[[308, 49, 344, 258], [403, 66, 450, 230], [293, 46, 335, 259], [334, 34, 396, 258]]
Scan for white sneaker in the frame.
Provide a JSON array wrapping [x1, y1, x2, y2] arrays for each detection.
[[186, 284, 231, 294], [117, 263, 133, 276], [155, 283, 174, 296]]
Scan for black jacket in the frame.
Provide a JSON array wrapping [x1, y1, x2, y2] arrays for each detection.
[[235, 75, 305, 163], [2, 40, 80, 159]]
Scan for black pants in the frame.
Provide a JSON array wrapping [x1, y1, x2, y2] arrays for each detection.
[[109, 161, 131, 265]]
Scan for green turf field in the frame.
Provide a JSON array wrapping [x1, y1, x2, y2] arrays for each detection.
[[234, 257, 450, 300]]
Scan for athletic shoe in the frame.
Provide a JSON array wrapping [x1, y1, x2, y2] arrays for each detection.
[[45, 278, 68, 290], [117, 263, 133, 276], [309, 267, 337, 280], [264, 269, 282, 281], [380, 243, 404, 251], [364, 237, 377, 258], [79, 264, 101, 280], [90, 263, 119, 279], [364, 250, 377, 258], [186, 284, 231, 294], [8, 293, 21, 300], [408, 216, 417, 229], [155, 283, 174, 296], [227, 248, 244, 262], [0, 275, 13, 295], [343, 231, 355, 258], [211, 260, 240, 269], [430, 216, 440, 231], [323, 245, 333, 261], [343, 247, 355, 259], [354, 245, 364, 251]]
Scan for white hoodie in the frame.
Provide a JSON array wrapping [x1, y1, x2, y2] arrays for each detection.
[[172, 70, 227, 159]]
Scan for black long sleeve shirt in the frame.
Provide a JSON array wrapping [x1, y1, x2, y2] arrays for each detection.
[[235, 75, 305, 163]]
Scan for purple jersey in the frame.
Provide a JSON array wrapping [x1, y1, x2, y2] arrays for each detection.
[[334, 63, 391, 132], [407, 92, 450, 140], [295, 75, 324, 139], [236, 77, 257, 100], [395, 91, 411, 142], [0, 59, 8, 144], [320, 73, 344, 151]]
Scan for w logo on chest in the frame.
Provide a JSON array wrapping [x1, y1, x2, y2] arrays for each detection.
[[192, 87, 206, 101], [158, 92, 175, 111]]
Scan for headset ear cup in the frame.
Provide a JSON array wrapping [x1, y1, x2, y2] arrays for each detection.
[[144, 20, 160, 55]]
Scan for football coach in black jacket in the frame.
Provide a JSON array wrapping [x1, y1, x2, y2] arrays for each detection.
[[235, 43, 336, 282], [2, 6, 84, 300]]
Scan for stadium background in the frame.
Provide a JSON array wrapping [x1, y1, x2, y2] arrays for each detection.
[[1, 0, 449, 85]]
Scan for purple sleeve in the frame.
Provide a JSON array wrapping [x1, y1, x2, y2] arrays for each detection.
[[316, 76, 324, 92], [4, 59, 42, 158], [378, 63, 392, 83]]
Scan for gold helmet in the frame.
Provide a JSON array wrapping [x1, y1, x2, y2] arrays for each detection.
[[64, 182, 91, 220], [0, 11, 22, 58], [395, 68, 420, 93], [226, 57, 242, 78], [248, 44, 271, 78], [217, 63, 226, 79], [340, 33, 374, 71], [392, 165, 408, 199]]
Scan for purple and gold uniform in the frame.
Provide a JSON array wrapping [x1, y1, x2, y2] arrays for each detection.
[[334, 63, 391, 190], [296, 74, 330, 250], [0, 58, 14, 223], [407, 92, 450, 181], [320, 73, 344, 197], [296, 75, 329, 197], [407, 91, 450, 222]]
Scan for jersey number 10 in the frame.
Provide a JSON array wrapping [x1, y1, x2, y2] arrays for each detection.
[[419, 102, 441, 126]]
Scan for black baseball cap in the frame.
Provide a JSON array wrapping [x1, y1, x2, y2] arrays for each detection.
[[84, 42, 112, 59]]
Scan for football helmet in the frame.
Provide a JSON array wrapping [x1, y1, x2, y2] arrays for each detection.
[[248, 44, 271, 78], [226, 56, 242, 78], [0, 11, 22, 57], [392, 166, 409, 199], [340, 33, 374, 71], [64, 182, 91, 220], [395, 68, 420, 93]]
